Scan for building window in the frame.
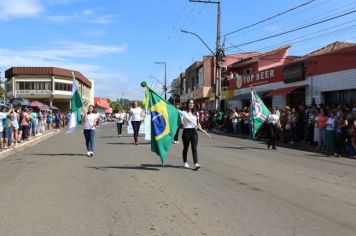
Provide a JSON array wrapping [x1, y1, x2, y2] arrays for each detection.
[[16, 82, 52, 90], [55, 82, 72, 91]]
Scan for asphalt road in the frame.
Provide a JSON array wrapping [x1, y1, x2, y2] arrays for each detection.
[[0, 123, 355, 236]]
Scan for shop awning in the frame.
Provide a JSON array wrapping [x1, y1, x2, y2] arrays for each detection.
[[265, 86, 303, 97]]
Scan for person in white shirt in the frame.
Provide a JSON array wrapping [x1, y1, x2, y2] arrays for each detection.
[[115, 110, 126, 137], [267, 107, 281, 150], [129, 101, 144, 145], [181, 99, 201, 170], [82, 105, 98, 157]]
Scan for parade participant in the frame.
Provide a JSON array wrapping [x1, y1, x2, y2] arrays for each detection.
[[181, 99, 201, 170], [82, 105, 98, 157], [267, 107, 281, 150], [129, 101, 143, 145], [115, 109, 126, 137]]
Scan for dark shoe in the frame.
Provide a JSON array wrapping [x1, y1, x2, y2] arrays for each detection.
[[267, 144, 270, 149], [272, 147, 277, 150]]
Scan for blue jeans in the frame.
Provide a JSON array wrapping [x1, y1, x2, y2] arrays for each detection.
[[232, 122, 239, 134], [31, 122, 36, 136], [7, 128, 12, 146], [83, 129, 95, 152]]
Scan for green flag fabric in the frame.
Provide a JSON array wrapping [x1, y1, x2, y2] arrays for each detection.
[[68, 80, 83, 133], [148, 89, 181, 165], [251, 89, 270, 138]]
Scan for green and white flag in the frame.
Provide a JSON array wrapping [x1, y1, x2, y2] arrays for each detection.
[[251, 89, 270, 139], [68, 80, 83, 133]]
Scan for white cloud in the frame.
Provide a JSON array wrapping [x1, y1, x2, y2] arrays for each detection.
[[0, 0, 43, 20], [265, 25, 283, 34], [47, 9, 118, 25]]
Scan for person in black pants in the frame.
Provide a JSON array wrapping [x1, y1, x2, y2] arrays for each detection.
[[181, 99, 202, 170], [129, 101, 143, 145], [267, 107, 281, 150]]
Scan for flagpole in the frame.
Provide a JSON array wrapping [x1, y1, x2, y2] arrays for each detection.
[[141, 81, 211, 138], [250, 86, 255, 140]]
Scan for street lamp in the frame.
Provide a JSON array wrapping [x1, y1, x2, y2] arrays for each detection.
[[185, 0, 222, 110], [180, 29, 215, 55], [154, 61, 167, 100]]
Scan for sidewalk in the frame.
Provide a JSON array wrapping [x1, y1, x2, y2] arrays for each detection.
[[0, 128, 64, 160], [209, 128, 356, 160]]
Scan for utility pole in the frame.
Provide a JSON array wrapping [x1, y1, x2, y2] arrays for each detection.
[[154, 62, 167, 100], [189, 0, 222, 110]]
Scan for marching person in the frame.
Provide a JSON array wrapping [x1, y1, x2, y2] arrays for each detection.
[[82, 105, 98, 157], [115, 109, 126, 137], [181, 99, 201, 170], [129, 101, 144, 145], [267, 106, 281, 150]]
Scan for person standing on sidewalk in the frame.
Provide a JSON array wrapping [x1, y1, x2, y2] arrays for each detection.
[[115, 109, 126, 137], [129, 101, 144, 145], [181, 99, 201, 170], [267, 107, 281, 150], [82, 105, 98, 157]]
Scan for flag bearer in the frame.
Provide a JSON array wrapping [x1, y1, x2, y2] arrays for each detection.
[[181, 99, 201, 170], [82, 105, 98, 157], [267, 107, 281, 150]]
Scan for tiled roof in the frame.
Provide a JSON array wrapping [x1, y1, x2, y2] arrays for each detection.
[[306, 41, 355, 57]]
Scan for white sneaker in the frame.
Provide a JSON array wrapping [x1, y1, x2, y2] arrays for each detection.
[[90, 151, 94, 157], [183, 162, 190, 168], [194, 163, 201, 170], [87, 151, 91, 157], [176, 141, 180, 144], [173, 141, 177, 144]]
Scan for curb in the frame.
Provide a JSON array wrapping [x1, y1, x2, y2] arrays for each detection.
[[0, 129, 63, 160], [209, 130, 356, 159]]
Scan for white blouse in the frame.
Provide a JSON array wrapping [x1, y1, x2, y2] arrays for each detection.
[[267, 114, 279, 124], [130, 107, 143, 121], [181, 111, 199, 129], [83, 113, 97, 130]]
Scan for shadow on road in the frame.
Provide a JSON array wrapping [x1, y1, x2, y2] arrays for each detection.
[[100, 135, 132, 138], [141, 164, 182, 169], [26, 153, 87, 157], [203, 145, 266, 150], [88, 165, 160, 171], [106, 142, 150, 145]]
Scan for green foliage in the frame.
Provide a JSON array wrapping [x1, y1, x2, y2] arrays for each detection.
[[109, 98, 144, 112]]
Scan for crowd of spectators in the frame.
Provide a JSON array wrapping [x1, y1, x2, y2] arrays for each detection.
[[199, 103, 356, 158], [0, 103, 70, 150]]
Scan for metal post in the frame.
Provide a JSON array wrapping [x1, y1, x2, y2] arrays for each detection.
[[188, 0, 222, 110]]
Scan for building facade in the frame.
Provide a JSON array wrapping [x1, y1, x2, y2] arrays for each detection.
[[5, 67, 94, 111]]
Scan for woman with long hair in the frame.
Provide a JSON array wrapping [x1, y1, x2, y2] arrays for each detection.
[[82, 105, 98, 157], [181, 99, 201, 170], [129, 101, 143, 145]]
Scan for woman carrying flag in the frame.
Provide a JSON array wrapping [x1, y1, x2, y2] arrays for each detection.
[[82, 105, 98, 157], [181, 99, 201, 170], [267, 107, 281, 150]]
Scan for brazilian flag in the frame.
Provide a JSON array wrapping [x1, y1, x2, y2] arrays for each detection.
[[148, 89, 181, 165]]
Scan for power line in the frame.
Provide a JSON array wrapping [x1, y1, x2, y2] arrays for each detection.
[[224, 0, 316, 37], [225, 19, 356, 54], [225, 10, 356, 49]]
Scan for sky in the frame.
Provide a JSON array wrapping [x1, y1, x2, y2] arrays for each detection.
[[0, 0, 355, 100]]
